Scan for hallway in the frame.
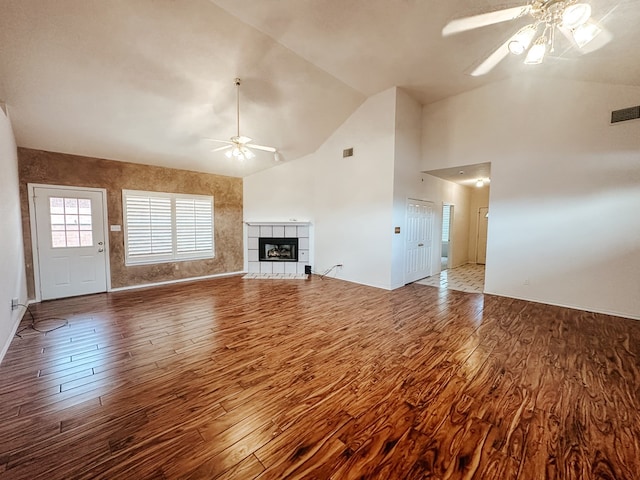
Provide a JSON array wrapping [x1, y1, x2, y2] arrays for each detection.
[[416, 263, 485, 294]]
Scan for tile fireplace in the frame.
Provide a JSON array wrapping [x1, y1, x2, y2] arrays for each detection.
[[246, 222, 311, 275]]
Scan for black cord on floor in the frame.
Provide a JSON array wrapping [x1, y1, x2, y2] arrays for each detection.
[[14, 303, 68, 338], [314, 264, 342, 280]]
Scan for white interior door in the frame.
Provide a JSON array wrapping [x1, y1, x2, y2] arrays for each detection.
[[476, 207, 489, 265], [33, 186, 108, 300], [405, 199, 434, 284]]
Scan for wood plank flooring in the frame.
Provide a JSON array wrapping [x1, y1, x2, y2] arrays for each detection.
[[0, 275, 639, 479]]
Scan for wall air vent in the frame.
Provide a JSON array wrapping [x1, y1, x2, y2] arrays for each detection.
[[343, 147, 354, 158], [611, 105, 640, 124]]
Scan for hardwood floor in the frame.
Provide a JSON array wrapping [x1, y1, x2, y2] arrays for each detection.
[[0, 275, 639, 479]]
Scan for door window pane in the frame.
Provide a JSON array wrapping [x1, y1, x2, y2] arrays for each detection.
[[49, 196, 94, 248], [78, 199, 92, 215], [50, 197, 64, 214], [66, 231, 80, 247], [64, 197, 78, 213], [50, 214, 65, 230], [52, 231, 66, 248], [79, 215, 92, 228]]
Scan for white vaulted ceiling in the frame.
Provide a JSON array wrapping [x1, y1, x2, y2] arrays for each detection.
[[1, 0, 639, 177]]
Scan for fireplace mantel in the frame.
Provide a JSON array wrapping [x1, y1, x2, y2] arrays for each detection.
[[245, 221, 311, 226]]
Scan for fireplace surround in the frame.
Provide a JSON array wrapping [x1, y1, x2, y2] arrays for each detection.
[[246, 222, 311, 275]]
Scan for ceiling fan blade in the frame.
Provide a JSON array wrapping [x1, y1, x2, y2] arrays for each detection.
[[469, 36, 512, 76], [246, 143, 277, 153], [443, 5, 531, 36], [204, 138, 234, 145], [211, 145, 232, 152]]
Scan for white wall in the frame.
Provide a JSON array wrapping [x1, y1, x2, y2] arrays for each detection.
[[0, 107, 28, 363], [245, 88, 397, 289], [422, 78, 640, 319], [245, 86, 471, 289], [391, 88, 424, 288]]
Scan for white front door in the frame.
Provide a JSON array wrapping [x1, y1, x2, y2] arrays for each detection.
[[32, 186, 108, 300], [405, 199, 434, 284]]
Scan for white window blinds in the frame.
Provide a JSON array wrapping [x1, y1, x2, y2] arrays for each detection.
[[175, 197, 214, 256], [442, 205, 451, 242], [123, 190, 214, 265]]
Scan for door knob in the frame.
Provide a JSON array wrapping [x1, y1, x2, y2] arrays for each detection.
[[418, 243, 424, 247], [98, 248, 104, 253], [98, 241, 104, 245]]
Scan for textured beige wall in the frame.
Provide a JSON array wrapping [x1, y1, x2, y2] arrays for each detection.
[[18, 148, 243, 298]]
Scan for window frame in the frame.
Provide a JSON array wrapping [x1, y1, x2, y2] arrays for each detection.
[[122, 189, 214, 266]]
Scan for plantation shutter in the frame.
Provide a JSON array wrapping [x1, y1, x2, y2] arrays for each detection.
[[175, 196, 214, 259], [123, 190, 214, 265], [442, 206, 451, 242], [123, 193, 173, 264]]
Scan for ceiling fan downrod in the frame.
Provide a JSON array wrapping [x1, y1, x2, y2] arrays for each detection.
[[234, 77, 241, 138]]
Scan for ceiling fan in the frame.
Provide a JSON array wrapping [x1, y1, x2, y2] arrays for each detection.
[[207, 78, 280, 161], [443, 0, 608, 76]]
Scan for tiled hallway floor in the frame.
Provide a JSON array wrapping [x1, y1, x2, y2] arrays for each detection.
[[416, 263, 485, 293]]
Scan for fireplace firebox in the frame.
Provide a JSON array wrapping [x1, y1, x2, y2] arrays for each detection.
[[258, 237, 299, 262]]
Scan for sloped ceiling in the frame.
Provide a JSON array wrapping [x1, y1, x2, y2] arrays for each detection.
[[1, 0, 639, 177], [212, 0, 640, 103], [0, 0, 364, 177]]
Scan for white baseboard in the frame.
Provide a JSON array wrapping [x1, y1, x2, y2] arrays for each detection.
[[0, 301, 32, 365], [483, 290, 640, 322], [109, 271, 245, 293]]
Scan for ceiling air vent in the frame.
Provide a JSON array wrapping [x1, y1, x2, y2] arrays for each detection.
[[611, 105, 640, 124], [343, 148, 354, 158]]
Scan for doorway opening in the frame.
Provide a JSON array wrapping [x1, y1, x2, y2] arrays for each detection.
[[441, 204, 453, 271], [419, 161, 491, 293]]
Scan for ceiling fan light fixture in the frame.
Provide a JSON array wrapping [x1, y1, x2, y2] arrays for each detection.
[[524, 36, 547, 64], [508, 24, 537, 55], [242, 147, 255, 160], [562, 3, 591, 29], [476, 179, 485, 188], [229, 145, 255, 161], [572, 21, 601, 47]]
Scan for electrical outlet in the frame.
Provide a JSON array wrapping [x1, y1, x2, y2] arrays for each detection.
[[11, 298, 19, 310], [523, 279, 530, 286]]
